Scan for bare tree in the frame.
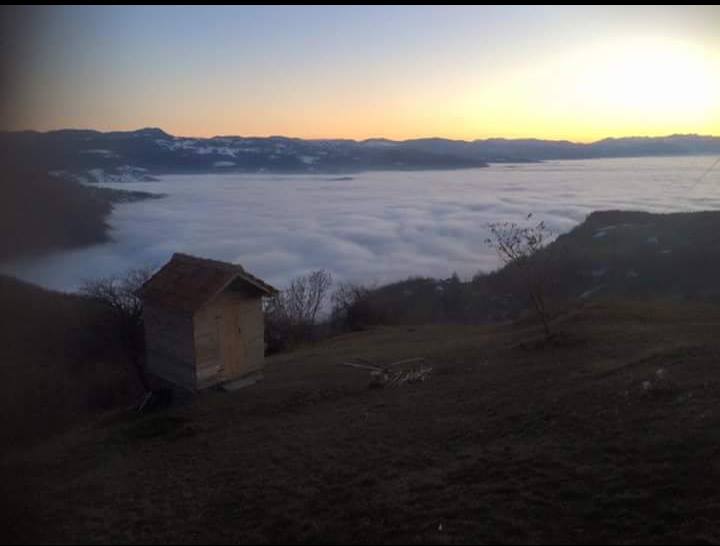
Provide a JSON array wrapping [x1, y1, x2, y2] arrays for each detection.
[[79, 267, 154, 390], [284, 269, 333, 327], [485, 214, 554, 339], [264, 269, 333, 351]]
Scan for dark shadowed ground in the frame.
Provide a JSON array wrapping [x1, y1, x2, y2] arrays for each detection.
[[2, 292, 720, 544], [0, 275, 143, 447]]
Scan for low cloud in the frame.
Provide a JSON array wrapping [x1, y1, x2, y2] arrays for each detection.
[[2, 157, 719, 292]]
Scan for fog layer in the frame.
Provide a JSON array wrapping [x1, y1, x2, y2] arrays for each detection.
[[3, 156, 719, 291]]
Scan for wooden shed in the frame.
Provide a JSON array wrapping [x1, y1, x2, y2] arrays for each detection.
[[138, 253, 277, 391]]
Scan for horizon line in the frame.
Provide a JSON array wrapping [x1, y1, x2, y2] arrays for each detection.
[[4, 126, 720, 145]]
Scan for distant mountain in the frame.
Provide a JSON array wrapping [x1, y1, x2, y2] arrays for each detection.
[[0, 128, 488, 183], [1, 129, 719, 182], [401, 134, 720, 162]]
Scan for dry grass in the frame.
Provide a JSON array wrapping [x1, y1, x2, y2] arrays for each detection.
[[3, 298, 720, 543]]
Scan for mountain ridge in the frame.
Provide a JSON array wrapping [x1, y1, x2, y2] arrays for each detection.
[[2, 128, 719, 182]]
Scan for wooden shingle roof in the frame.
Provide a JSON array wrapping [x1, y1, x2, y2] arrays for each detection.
[[138, 253, 277, 313]]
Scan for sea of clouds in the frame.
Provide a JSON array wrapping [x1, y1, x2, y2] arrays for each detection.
[[3, 156, 719, 292]]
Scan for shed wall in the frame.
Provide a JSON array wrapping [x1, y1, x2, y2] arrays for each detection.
[[193, 299, 224, 389], [237, 294, 265, 377], [192, 290, 266, 387], [143, 304, 196, 390], [222, 291, 265, 381]]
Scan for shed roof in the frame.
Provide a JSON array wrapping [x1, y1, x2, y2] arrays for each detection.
[[138, 253, 277, 313]]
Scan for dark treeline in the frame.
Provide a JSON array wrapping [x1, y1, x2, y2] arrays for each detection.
[[0, 166, 161, 262], [0, 167, 112, 261]]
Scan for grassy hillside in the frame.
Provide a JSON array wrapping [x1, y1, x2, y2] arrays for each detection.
[[3, 297, 720, 543], [547, 209, 720, 301], [341, 210, 720, 326], [2, 208, 720, 543]]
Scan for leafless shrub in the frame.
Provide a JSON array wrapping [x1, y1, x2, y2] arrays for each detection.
[[486, 213, 555, 339], [79, 266, 154, 390], [330, 281, 381, 331], [264, 269, 333, 352], [285, 269, 333, 326]]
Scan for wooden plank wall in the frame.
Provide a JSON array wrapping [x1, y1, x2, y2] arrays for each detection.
[[193, 301, 224, 389], [143, 304, 196, 390], [206, 290, 266, 384], [235, 294, 265, 377], [144, 288, 267, 391]]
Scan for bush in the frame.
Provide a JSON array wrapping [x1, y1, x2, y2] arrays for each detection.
[[264, 270, 333, 352], [330, 281, 385, 331], [79, 267, 154, 390], [485, 213, 555, 338]]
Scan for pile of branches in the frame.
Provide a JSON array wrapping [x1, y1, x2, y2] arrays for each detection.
[[340, 357, 432, 388]]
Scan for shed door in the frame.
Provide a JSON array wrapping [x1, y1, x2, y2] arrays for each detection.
[[238, 299, 264, 372], [221, 299, 245, 379], [194, 311, 223, 389]]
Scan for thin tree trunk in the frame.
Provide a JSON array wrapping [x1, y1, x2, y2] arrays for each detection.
[[530, 288, 551, 340]]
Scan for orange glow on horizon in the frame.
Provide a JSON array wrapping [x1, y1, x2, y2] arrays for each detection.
[[4, 8, 720, 142]]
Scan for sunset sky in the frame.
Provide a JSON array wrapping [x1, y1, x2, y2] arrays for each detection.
[[2, 5, 720, 141]]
